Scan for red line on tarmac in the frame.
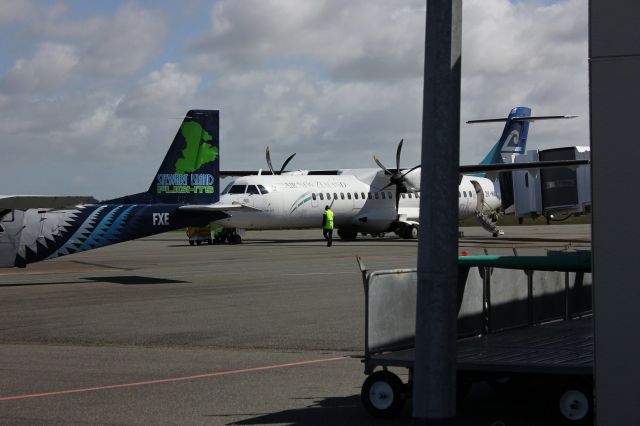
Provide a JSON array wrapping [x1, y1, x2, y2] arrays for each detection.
[[0, 355, 349, 402]]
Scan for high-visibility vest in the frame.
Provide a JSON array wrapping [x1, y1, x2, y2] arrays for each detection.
[[324, 210, 334, 229]]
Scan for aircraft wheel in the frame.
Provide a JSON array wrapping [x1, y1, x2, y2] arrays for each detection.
[[196, 240, 202, 246], [361, 370, 405, 418], [228, 234, 242, 244], [401, 225, 418, 239], [337, 229, 358, 240], [189, 240, 195, 246], [554, 380, 593, 424]]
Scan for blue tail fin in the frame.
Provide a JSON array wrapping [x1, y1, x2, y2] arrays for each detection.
[[477, 106, 532, 165], [148, 110, 220, 204], [102, 110, 220, 205]]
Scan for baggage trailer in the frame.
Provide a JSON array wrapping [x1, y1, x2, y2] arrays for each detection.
[[357, 253, 593, 423]]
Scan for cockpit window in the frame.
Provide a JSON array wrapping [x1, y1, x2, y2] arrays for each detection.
[[0, 224, 4, 233], [222, 181, 235, 194], [257, 185, 269, 194], [228, 185, 247, 194], [246, 185, 260, 195]]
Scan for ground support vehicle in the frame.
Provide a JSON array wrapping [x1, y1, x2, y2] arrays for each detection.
[[186, 225, 213, 245], [357, 253, 593, 423]]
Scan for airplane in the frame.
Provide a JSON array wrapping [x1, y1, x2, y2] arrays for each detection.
[[0, 110, 243, 268], [1, 107, 585, 268], [206, 106, 585, 243]]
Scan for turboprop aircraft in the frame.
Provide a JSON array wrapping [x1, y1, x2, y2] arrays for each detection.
[[0, 110, 239, 268], [205, 107, 585, 243]]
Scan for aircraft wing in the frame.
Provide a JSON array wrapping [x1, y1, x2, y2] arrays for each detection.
[[0, 195, 96, 210], [221, 159, 589, 177], [178, 203, 263, 212]]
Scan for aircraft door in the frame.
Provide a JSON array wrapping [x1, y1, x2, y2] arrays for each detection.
[[470, 180, 485, 212]]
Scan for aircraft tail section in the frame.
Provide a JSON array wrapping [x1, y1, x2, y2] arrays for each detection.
[[104, 110, 220, 205], [149, 110, 220, 204], [474, 106, 532, 165]]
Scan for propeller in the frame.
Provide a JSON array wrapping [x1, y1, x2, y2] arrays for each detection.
[[373, 139, 421, 211], [266, 146, 296, 175]]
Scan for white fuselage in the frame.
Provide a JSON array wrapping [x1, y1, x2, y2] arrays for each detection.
[[215, 169, 500, 234]]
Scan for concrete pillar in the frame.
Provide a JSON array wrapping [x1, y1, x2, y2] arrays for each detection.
[[413, 0, 462, 423], [590, 1, 640, 425]]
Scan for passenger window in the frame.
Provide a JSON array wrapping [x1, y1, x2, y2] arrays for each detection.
[[257, 185, 269, 194], [402, 194, 406, 198], [319, 193, 324, 200], [361, 192, 366, 199], [415, 193, 420, 198], [368, 193, 372, 200], [388, 192, 392, 199], [354, 193, 358, 200], [374, 192, 379, 199], [347, 193, 352, 200], [340, 193, 345, 200], [326, 193, 331, 200], [381, 192, 386, 199], [246, 185, 260, 195], [229, 185, 247, 194], [334, 193, 338, 200], [408, 193, 413, 198], [312, 193, 317, 200]]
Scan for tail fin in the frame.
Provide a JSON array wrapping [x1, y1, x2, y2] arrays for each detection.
[[473, 106, 532, 165], [149, 110, 220, 204]]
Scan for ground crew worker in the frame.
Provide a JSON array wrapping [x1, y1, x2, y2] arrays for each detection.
[[322, 205, 334, 247]]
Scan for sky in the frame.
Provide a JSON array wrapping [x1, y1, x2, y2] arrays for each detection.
[[0, 0, 589, 200]]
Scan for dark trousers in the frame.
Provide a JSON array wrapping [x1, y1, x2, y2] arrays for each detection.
[[323, 228, 333, 246]]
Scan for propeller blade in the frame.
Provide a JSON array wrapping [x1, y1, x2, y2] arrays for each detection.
[[266, 146, 275, 175], [279, 153, 296, 174], [398, 164, 421, 180], [374, 155, 393, 175], [395, 139, 404, 171], [380, 181, 395, 191]]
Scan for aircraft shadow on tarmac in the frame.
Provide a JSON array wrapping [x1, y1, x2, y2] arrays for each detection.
[[82, 275, 189, 285], [167, 238, 419, 248], [0, 275, 188, 287]]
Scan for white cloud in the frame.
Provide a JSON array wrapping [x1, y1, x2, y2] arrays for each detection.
[[0, 43, 79, 94], [188, 0, 425, 82], [117, 63, 202, 118], [0, 0, 589, 199]]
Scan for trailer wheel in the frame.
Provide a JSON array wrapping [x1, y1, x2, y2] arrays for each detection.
[[555, 382, 593, 424], [361, 370, 405, 418]]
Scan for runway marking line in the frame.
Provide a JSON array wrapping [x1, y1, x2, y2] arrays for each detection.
[[0, 355, 350, 402]]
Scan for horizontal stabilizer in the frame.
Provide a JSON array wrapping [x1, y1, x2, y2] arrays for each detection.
[[0, 195, 96, 210], [467, 115, 577, 124]]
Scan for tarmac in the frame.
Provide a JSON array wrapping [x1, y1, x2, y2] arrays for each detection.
[[0, 225, 591, 425]]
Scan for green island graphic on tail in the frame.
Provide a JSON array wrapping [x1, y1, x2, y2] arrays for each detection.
[[175, 121, 219, 173]]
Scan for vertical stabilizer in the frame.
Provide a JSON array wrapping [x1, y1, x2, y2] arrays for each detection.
[[149, 110, 220, 204], [476, 106, 532, 165]]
